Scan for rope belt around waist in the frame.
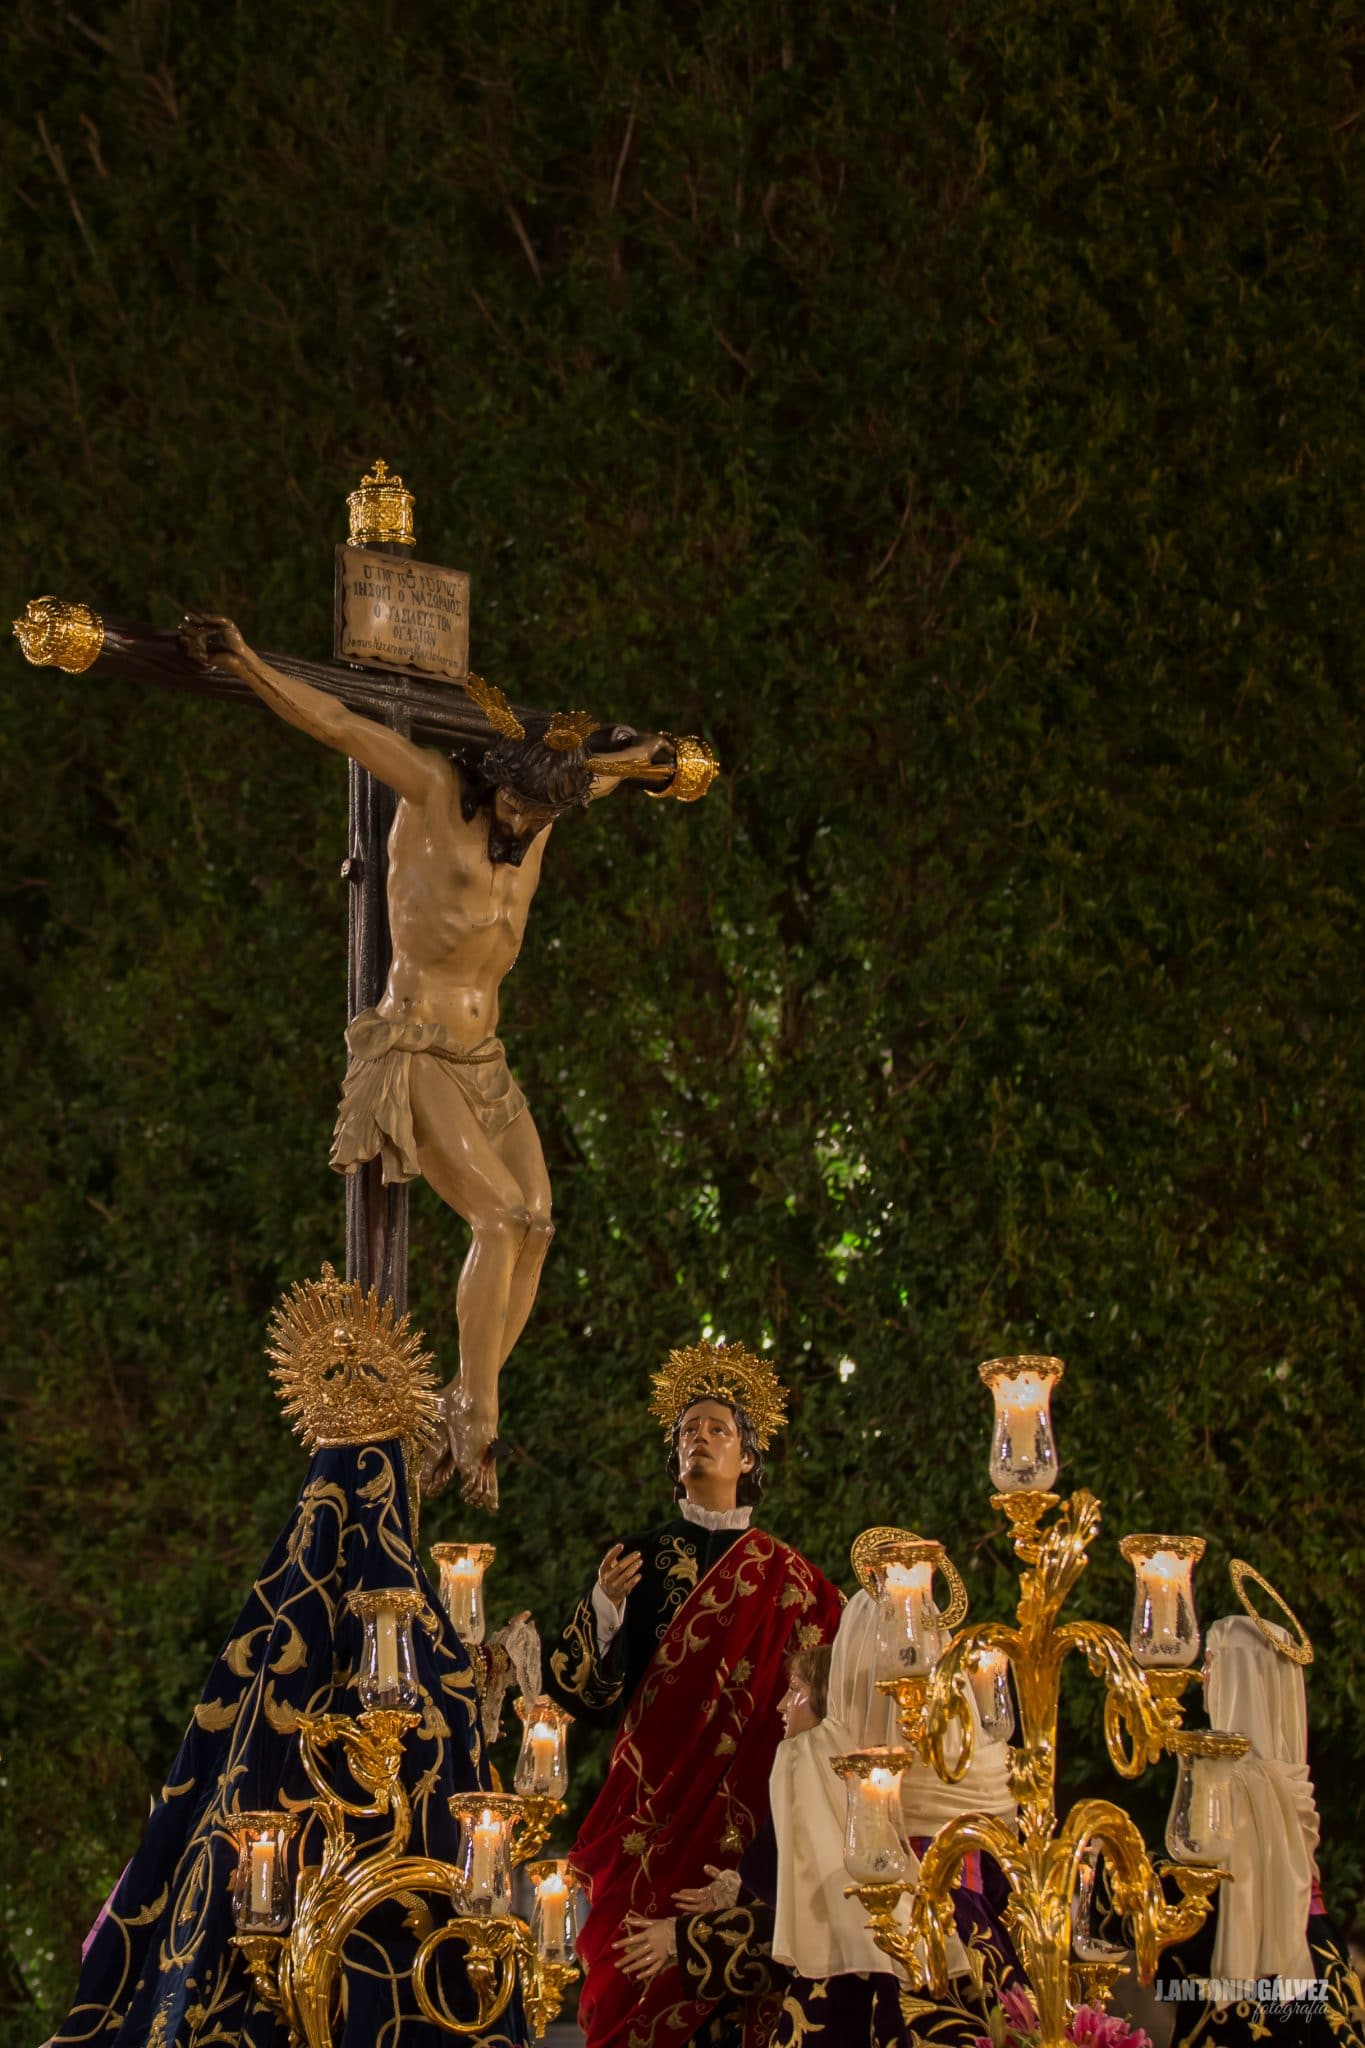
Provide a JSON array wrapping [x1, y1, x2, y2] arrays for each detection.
[[426, 1041, 502, 1066]]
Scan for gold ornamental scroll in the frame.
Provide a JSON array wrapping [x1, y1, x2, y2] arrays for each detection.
[[333, 547, 471, 685]]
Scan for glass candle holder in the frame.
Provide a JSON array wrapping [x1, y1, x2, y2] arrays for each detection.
[[514, 1697, 571, 1799], [230, 1811, 298, 1934], [1118, 1534, 1205, 1667], [1164, 1731, 1248, 1863], [1070, 1842, 1126, 1963], [874, 1546, 948, 1679], [979, 1355, 1064, 1493], [1071, 1841, 1100, 1955], [527, 1859, 580, 1964], [430, 1542, 496, 1645], [347, 1588, 422, 1709], [968, 1646, 1015, 1742], [449, 1795, 520, 1917], [833, 1749, 912, 1884]]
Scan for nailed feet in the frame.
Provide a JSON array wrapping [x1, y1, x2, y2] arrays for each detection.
[[421, 1385, 501, 1511]]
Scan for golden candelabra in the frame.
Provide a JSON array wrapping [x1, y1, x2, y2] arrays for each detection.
[[231, 1709, 573, 2046], [844, 1358, 1229, 2048]]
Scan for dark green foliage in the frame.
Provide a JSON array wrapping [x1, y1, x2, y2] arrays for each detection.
[[1, 2, 1361, 2037]]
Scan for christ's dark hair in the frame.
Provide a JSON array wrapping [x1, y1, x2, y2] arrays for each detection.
[[475, 733, 595, 810], [453, 730, 597, 865], [667, 1400, 766, 1505]]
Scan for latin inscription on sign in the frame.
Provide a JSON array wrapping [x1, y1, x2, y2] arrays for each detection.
[[333, 547, 471, 683]]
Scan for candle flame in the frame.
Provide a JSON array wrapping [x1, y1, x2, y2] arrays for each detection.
[[1000, 1371, 1048, 1410], [868, 1766, 897, 1790], [883, 1562, 934, 1593]]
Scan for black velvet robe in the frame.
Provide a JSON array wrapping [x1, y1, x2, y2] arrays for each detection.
[[544, 1514, 748, 1724], [670, 1816, 1016, 2048]]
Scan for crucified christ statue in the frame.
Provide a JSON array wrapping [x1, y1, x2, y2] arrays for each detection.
[[179, 613, 715, 1509]]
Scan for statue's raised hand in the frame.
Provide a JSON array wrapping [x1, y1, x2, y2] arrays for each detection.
[[598, 1542, 643, 1607]]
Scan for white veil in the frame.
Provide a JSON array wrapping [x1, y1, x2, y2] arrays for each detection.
[[769, 1592, 998, 1980], [1206, 1614, 1319, 1982]]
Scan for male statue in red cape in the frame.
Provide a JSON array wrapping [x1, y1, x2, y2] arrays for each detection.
[[543, 1342, 843, 2048]]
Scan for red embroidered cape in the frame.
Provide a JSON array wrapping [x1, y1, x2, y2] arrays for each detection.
[[570, 1528, 843, 2048]]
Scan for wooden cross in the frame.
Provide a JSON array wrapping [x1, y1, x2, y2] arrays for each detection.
[[12, 465, 536, 1318]]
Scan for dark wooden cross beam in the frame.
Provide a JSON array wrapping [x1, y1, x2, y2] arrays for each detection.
[[14, 509, 541, 1319]]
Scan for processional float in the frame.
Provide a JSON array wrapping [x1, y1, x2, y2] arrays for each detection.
[[15, 475, 1325, 2048]]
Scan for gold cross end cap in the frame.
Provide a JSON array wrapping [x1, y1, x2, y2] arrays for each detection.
[[13, 596, 105, 673]]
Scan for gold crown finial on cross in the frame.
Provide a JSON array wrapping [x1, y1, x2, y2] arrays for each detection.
[[346, 458, 416, 548]]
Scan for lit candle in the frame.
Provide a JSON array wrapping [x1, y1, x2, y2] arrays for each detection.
[[1120, 1534, 1203, 1668], [374, 1607, 399, 1696], [230, 1813, 296, 1937], [432, 1544, 494, 1645], [530, 1721, 557, 1794], [470, 1810, 501, 1906], [534, 1872, 572, 1962], [514, 1697, 571, 1799], [249, 1838, 275, 1920], [838, 1751, 911, 1883], [1145, 1555, 1179, 1645], [449, 1560, 478, 1638], [980, 1356, 1063, 1493], [881, 1561, 940, 1674]]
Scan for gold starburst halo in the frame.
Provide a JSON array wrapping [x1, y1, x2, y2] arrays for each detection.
[[266, 1263, 442, 1454], [649, 1340, 789, 1449]]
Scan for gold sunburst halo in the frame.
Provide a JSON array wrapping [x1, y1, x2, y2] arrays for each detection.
[[266, 1263, 442, 1454], [649, 1340, 789, 1448]]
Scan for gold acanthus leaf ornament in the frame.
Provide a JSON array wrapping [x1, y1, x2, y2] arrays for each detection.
[[266, 1263, 442, 1454], [650, 1338, 789, 1448]]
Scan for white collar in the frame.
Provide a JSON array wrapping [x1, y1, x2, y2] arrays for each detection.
[[680, 1500, 753, 1531]]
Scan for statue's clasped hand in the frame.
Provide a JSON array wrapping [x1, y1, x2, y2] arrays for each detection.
[[613, 1912, 675, 1988], [672, 1865, 741, 1913], [180, 611, 250, 673]]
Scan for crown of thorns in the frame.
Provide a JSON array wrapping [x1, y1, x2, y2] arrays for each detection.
[[650, 1341, 789, 1449]]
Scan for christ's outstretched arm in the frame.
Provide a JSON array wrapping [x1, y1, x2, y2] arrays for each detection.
[[181, 614, 448, 807]]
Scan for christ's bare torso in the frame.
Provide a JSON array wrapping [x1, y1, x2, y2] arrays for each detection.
[[378, 761, 549, 1047]]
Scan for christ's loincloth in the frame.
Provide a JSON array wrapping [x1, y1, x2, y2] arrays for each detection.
[[330, 1008, 527, 1184]]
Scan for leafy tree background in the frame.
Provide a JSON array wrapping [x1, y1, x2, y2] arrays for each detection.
[[1, 0, 1361, 2036]]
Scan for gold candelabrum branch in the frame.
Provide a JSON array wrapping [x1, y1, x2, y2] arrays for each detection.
[[231, 1711, 574, 2046], [856, 1488, 1224, 2048]]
